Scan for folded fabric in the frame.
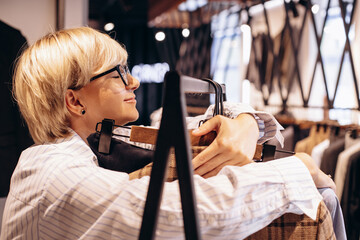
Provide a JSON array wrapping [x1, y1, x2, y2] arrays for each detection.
[[318, 188, 346, 240]]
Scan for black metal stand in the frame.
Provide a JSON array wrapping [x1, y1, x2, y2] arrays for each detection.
[[139, 71, 201, 240]]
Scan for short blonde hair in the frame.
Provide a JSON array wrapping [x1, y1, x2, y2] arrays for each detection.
[[14, 27, 128, 143]]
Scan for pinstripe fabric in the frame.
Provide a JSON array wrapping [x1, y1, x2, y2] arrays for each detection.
[[151, 102, 285, 148], [1, 127, 322, 239], [196, 102, 285, 147]]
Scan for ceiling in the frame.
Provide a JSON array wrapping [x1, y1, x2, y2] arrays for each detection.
[[89, 0, 266, 29], [89, 0, 148, 28]]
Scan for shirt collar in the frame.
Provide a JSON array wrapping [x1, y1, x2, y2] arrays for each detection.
[[55, 129, 99, 166]]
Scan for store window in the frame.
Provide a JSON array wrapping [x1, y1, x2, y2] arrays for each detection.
[[321, 5, 358, 124], [210, 0, 359, 124], [211, 7, 244, 103]]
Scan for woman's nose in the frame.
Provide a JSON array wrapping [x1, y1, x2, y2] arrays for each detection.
[[126, 74, 140, 90]]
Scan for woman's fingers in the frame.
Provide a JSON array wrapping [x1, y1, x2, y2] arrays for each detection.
[[199, 156, 252, 178], [193, 148, 252, 177], [192, 142, 220, 170], [192, 116, 221, 137], [191, 114, 258, 177]]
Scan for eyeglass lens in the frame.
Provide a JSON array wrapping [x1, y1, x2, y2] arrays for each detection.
[[117, 65, 130, 86]]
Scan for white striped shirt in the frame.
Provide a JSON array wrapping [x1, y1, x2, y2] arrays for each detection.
[[196, 102, 285, 147], [150, 102, 284, 148], [1, 110, 321, 239]]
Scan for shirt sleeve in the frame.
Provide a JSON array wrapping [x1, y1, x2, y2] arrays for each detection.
[[186, 101, 285, 147], [40, 154, 321, 239]]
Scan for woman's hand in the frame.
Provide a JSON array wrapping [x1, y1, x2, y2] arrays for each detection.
[[191, 113, 259, 178], [295, 152, 336, 191]]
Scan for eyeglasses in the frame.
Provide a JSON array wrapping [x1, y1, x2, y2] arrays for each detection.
[[90, 64, 130, 86]]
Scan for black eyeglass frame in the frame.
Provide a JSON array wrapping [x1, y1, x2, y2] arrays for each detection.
[[90, 64, 130, 86]]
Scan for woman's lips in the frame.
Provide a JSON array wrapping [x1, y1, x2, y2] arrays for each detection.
[[124, 96, 136, 103]]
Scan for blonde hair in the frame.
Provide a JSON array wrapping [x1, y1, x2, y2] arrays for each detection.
[[14, 27, 128, 143]]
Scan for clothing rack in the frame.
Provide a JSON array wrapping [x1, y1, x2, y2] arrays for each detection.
[[90, 71, 292, 240], [139, 71, 224, 240]]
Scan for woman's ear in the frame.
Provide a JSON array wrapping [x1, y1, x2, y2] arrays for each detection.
[[65, 89, 84, 116]]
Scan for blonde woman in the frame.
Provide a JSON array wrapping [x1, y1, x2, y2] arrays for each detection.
[[1, 27, 334, 239]]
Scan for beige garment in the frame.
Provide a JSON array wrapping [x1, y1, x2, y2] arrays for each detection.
[[295, 125, 331, 155]]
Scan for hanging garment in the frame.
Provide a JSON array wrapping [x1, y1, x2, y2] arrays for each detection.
[[318, 187, 347, 240], [295, 125, 330, 155], [320, 137, 345, 179], [341, 150, 360, 240], [311, 139, 330, 167], [293, 125, 312, 153], [1, 130, 333, 240], [335, 140, 360, 200], [0, 20, 33, 197], [329, 127, 346, 144], [266, 125, 294, 159], [244, 201, 334, 240], [345, 130, 360, 149], [90, 121, 345, 238], [88, 125, 340, 238]]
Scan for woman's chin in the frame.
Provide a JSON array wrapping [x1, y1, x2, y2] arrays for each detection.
[[131, 111, 139, 122], [117, 112, 139, 125]]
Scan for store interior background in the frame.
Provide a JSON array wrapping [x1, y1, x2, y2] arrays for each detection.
[[1, 0, 359, 126], [1, 0, 360, 236]]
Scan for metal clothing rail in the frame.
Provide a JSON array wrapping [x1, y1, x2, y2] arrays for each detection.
[[138, 71, 204, 240], [182, 75, 225, 116], [138, 72, 226, 240], [137, 71, 286, 239]]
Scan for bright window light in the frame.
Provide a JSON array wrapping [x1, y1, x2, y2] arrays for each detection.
[[178, 0, 208, 12], [240, 24, 251, 65], [242, 79, 251, 105]]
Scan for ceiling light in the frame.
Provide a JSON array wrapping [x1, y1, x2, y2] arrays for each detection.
[[104, 22, 115, 31], [311, 4, 320, 14], [155, 31, 166, 41], [182, 28, 190, 38]]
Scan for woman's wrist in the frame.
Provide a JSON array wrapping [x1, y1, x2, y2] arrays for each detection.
[[235, 113, 259, 140], [295, 152, 336, 191]]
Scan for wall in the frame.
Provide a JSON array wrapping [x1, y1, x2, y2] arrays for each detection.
[[64, 0, 88, 29], [0, 0, 56, 44], [0, 0, 88, 45]]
